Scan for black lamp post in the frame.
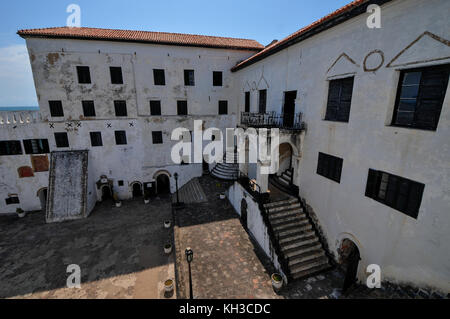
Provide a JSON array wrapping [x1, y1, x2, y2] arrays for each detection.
[[173, 172, 184, 208], [174, 172, 180, 204], [185, 247, 194, 299]]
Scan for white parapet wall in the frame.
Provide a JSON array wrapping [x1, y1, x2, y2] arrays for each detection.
[[227, 181, 287, 282]]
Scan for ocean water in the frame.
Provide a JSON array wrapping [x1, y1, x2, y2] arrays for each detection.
[[0, 106, 39, 111]]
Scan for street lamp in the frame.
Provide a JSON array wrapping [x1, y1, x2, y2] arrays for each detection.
[[185, 247, 194, 299], [173, 172, 184, 208]]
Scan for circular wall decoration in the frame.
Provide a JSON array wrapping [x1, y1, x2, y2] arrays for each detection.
[[363, 50, 384, 72]]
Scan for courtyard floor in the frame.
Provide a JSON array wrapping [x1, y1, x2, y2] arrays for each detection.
[[0, 197, 176, 299], [0, 175, 442, 299], [174, 176, 281, 299]]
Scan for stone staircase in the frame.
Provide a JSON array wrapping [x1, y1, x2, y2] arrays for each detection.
[[263, 197, 331, 281], [269, 168, 293, 194], [172, 178, 207, 204], [210, 150, 239, 180]]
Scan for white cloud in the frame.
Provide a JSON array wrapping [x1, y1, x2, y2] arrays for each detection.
[[0, 45, 38, 107]]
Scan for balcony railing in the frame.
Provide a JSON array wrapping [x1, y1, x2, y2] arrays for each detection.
[[240, 111, 305, 131], [0, 110, 41, 126]]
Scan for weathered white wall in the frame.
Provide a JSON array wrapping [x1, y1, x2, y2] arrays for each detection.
[[0, 38, 256, 213], [1, 0, 448, 293], [235, 0, 450, 292]]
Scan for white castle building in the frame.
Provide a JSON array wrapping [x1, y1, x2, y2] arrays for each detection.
[[0, 0, 449, 294]]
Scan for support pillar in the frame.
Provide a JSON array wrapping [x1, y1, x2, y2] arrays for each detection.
[[256, 160, 270, 193]]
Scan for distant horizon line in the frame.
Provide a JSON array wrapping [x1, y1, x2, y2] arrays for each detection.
[[0, 106, 39, 110]]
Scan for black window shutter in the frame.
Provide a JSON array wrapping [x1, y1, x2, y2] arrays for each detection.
[[415, 66, 449, 130], [41, 139, 50, 153], [325, 81, 340, 120], [405, 182, 424, 219], [365, 169, 379, 198], [325, 77, 354, 122], [23, 140, 32, 154]]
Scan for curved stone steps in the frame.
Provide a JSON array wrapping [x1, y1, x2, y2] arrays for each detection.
[[210, 151, 239, 181]]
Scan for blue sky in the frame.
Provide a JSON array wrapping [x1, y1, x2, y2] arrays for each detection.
[[0, 0, 350, 107]]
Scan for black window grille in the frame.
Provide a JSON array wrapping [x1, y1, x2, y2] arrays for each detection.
[[90, 132, 103, 147], [177, 100, 188, 115], [316, 152, 343, 183], [76, 66, 91, 84], [219, 100, 228, 115], [114, 100, 127, 117], [153, 69, 166, 86], [184, 70, 195, 86], [54, 133, 69, 148], [82, 100, 96, 117], [110, 67, 123, 84], [365, 169, 425, 219], [324, 77, 354, 122], [49, 101, 64, 117], [213, 71, 223, 86], [150, 100, 161, 115], [0, 140, 22, 156], [23, 139, 49, 154], [115, 131, 127, 145], [152, 131, 163, 144], [392, 64, 449, 130]]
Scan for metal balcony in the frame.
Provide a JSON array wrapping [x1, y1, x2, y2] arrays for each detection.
[[240, 111, 305, 131]]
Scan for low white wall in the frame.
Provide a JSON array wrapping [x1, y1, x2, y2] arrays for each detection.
[[227, 181, 287, 281]]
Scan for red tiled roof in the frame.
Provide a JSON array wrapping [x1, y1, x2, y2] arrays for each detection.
[[17, 27, 264, 51], [232, 0, 392, 71]]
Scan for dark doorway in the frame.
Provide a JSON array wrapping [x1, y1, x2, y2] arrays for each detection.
[[283, 91, 297, 128], [240, 199, 248, 230], [132, 183, 143, 198], [38, 188, 47, 212], [101, 185, 112, 201], [258, 89, 267, 113], [340, 239, 361, 293], [202, 160, 209, 174], [245, 91, 250, 112], [156, 174, 171, 194], [144, 182, 156, 197]]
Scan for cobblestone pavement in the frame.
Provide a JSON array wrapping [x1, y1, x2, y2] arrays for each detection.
[[0, 197, 175, 299], [174, 175, 281, 299]]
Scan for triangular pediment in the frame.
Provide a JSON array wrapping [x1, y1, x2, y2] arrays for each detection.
[[386, 31, 450, 67], [257, 74, 269, 90], [327, 53, 360, 77], [243, 80, 251, 92]]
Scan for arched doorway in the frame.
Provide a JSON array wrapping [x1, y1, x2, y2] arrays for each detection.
[[37, 188, 47, 212], [278, 143, 293, 175], [240, 199, 248, 230], [101, 185, 112, 201], [131, 182, 143, 198], [156, 174, 171, 194], [339, 238, 361, 293]]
